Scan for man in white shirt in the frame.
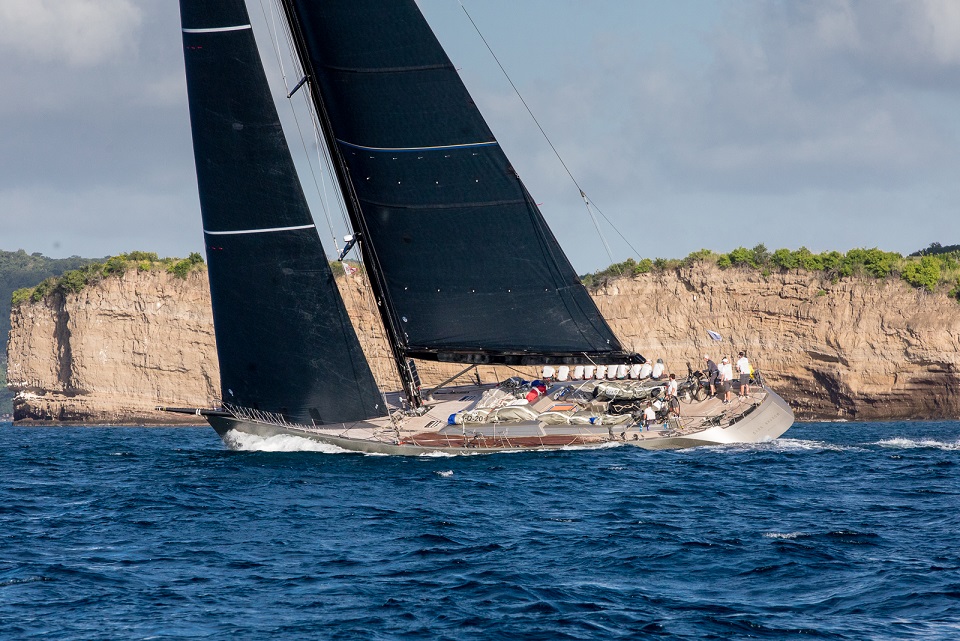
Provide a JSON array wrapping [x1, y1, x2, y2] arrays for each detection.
[[719, 357, 734, 404], [665, 373, 680, 417], [736, 351, 752, 398], [642, 402, 656, 430]]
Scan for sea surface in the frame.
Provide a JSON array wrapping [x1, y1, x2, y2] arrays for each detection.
[[2, 420, 960, 640]]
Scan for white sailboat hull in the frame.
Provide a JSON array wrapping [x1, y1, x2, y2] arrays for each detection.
[[204, 383, 794, 455]]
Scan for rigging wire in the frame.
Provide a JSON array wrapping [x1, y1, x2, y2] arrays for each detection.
[[457, 0, 623, 269], [588, 200, 645, 266], [257, 0, 400, 420], [257, 0, 342, 254]]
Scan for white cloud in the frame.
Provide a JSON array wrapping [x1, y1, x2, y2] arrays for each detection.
[[758, 0, 960, 89], [921, 0, 960, 65], [0, 0, 142, 67], [526, 0, 960, 198]]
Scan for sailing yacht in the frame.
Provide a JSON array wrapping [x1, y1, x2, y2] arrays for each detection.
[[161, 0, 793, 452]]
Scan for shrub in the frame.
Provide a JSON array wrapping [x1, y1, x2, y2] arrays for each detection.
[[910, 242, 960, 257], [11, 288, 31, 306], [950, 278, 960, 302], [165, 253, 205, 279], [726, 247, 756, 268], [841, 248, 901, 278], [580, 256, 662, 287], [683, 249, 716, 265], [751, 243, 770, 267], [102, 255, 129, 276], [166, 259, 193, 279], [795, 247, 823, 271], [819, 251, 843, 271], [58, 269, 89, 293], [901, 255, 941, 292], [653, 257, 680, 271], [582, 245, 959, 291], [770, 248, 798, 269], [126, 251, 159, 262], [11, 252, 208, 303]]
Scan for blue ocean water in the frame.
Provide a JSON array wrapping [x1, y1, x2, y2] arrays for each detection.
[[2, 421, 960, 640]]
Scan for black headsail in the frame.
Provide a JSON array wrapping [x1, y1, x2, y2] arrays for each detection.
[[179, 0, 385, 425], [277, 0, 635, 370]]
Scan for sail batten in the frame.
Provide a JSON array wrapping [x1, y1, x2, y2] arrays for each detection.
[[338, 140, 498, 153], [357, 198, 526, 211], [182, 25, 251, 33], [204, 224, 317, 236]]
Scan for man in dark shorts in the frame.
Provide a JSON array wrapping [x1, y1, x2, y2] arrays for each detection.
[[704, 354, 719, 396], [719, 356, 734, 404], [736, 351, 752, 397]]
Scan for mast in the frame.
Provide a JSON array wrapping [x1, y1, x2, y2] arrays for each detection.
[[275, 1, 424, 407]]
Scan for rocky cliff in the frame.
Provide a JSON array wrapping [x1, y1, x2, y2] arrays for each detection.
[[7, 270, 218, 424], [592, 266, 960, 420], [7, 264, 960, 423]]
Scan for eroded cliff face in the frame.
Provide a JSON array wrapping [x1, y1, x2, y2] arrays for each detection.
[[592, 265, 960, 420], [6, 263, 960, 423], [5, 269, 538, 424], [7, 270, 219, 424]]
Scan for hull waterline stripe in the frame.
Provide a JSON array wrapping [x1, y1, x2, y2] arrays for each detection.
[[337, 139, 498, 153], [204, 224, 316, 236], [182, 25, 252, 34]]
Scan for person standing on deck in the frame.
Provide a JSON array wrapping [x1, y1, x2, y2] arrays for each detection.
[[719, 357, 734, 404], [704, 355, 719, 397], [736, 351, 752, 398], [642, 402, 656, 431], [666, 373, 680, 417]]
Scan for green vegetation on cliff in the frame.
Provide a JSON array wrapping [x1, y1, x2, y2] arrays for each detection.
[[10, 251, 206, 307], [581, 243, 960, 299], [1, 249, 104, 414], [3, 251, 206, 415], [909, 242, 960, 257]]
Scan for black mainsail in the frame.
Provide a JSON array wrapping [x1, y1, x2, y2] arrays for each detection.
[[278, 0, 634, 368], [180, 0, 385, 425]]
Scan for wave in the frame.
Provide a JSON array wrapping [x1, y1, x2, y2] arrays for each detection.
[[708, 438, 860, 453], [221, 430, 352, 453], [770, 438, 860, 452], [561, 441, 624, 451], [762, 532, 807, 540], [416, 450, 462, 458], [872, 438, 960, 451]]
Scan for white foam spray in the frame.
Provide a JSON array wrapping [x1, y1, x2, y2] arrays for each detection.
[[222, 430, 352, 453]]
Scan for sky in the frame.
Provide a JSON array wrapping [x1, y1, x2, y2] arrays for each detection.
[[1, 0, 959, 273]]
